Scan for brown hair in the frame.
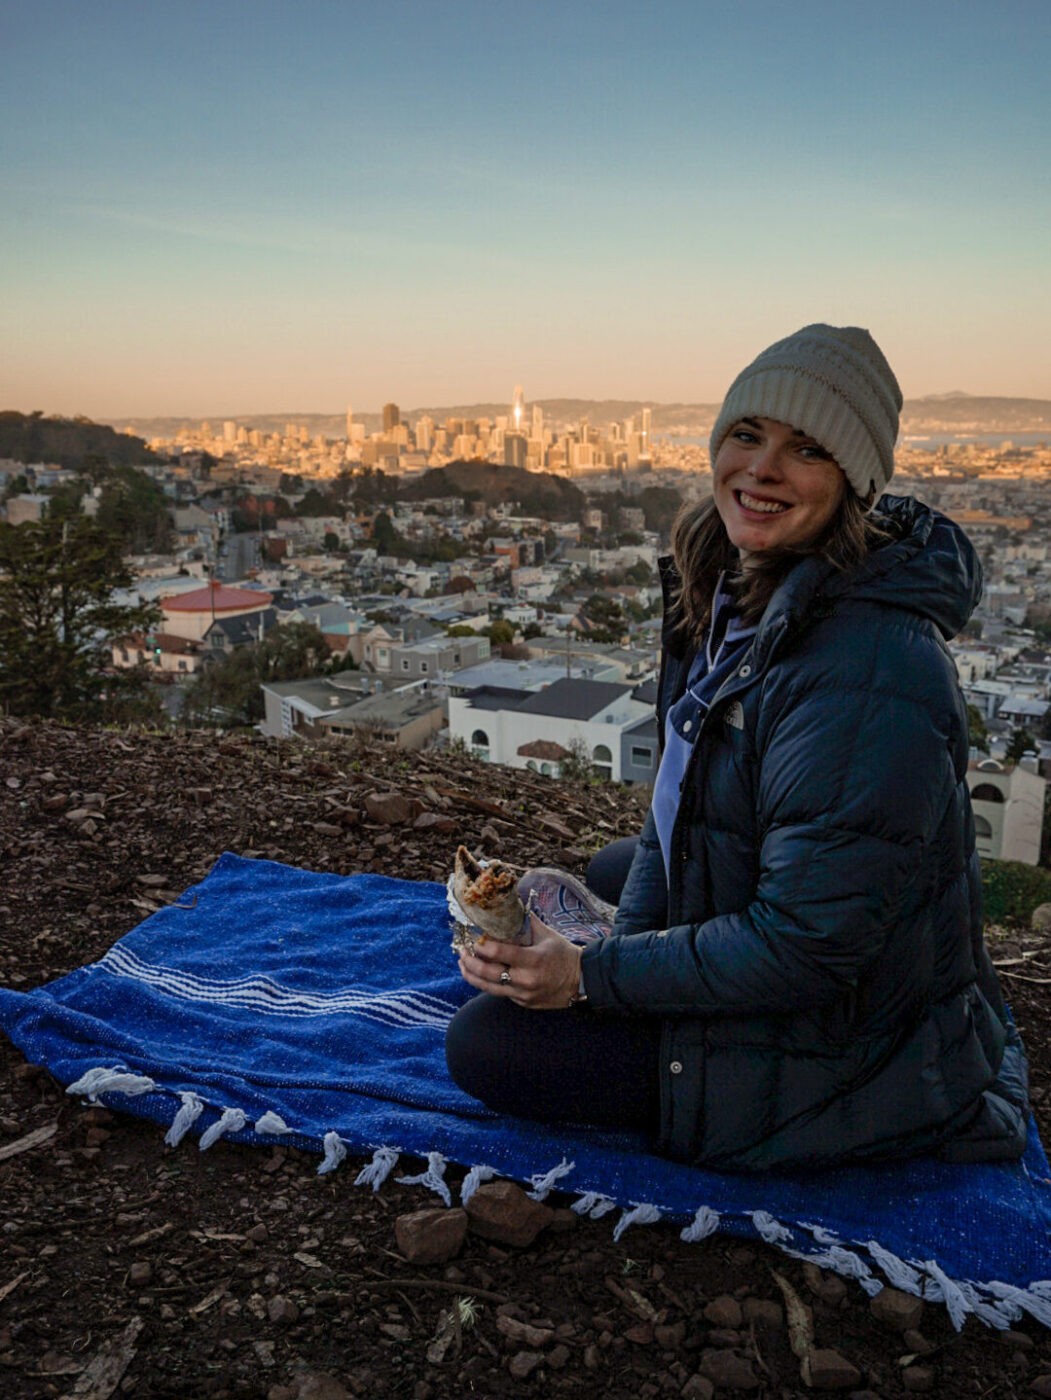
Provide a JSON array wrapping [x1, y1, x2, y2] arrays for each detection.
[[669, 489, 890, 646]]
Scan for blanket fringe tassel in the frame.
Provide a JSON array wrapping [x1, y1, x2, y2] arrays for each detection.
[[461, 1164, 499, 1204], [164, 1092, 204, 1147], [255, 1111, 291, 1135], [680, 1205, 721, 1242], [199, 1106, 247, 1150], [396, 1151, 451, 1206], [571, 1191, 618, 1220], [354, 1146, 400, 1192], [613, 1202, 661, 1243], [527, 1158, 575, 1201], [66, 1066, 157, 1102], [317, 1132, 347, 1175]]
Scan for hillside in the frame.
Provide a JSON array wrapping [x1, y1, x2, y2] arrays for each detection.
[[0, 412, 161, 470], [1, 719, 1050, 1397], [401, 460, 586, 519]]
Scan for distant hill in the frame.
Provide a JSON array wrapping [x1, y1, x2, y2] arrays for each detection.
[[102, 392, 1051, 441], [401, 459, 586, 521], [0, 412, 161, 470]]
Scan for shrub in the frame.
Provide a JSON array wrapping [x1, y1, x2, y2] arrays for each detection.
[[980, 859, 1051, 926]]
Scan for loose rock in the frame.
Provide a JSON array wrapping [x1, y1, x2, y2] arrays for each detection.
[[394, 1207, 467, 1265], [464, 1181, 553, 1247], [869, 1286, 924, 1332], [806, 1347, 863, 1390]]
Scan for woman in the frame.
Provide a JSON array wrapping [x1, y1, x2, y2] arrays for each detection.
[[446, 324, 1029, 1171]]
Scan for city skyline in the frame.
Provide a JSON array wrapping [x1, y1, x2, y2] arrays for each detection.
[[3, 1, 1050, 417]]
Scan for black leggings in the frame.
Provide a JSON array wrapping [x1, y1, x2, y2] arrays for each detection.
[[444, 835, 660, 1134]]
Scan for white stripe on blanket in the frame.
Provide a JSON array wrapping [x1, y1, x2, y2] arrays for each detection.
[[98, 947, 457, 1028]]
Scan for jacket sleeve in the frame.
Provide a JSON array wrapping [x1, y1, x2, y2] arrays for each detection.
[[611, 807, 668, 937], [583, 642, 957, 1016]]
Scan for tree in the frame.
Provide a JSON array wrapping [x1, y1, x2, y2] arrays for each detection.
[[967, 703, 988, 752], [487, 619, 515, 647], [181, 623, 331, 729], [0, 516, 160, 719], [94, 465, 173, 553], [1007, 728, 1038, 764]]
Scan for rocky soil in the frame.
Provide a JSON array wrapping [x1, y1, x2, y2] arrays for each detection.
[[2, 716, 1051, 1399]]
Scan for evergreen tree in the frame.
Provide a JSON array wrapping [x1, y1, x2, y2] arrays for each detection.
[[0, 516, 160, 719]]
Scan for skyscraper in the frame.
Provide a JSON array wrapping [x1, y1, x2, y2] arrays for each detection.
[[383, 402, 401, 432], [346, 405, 354, 439], [511, 385, 525, 434]]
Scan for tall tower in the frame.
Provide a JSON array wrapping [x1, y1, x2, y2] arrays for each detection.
[[383, 402, 401, 433], [511, 385, 525, 435], [641, 406, 652, 460], [346, 405, 353, 440]]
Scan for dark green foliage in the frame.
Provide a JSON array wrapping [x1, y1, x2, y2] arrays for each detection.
[[0, 411, 161, 470], [967, 703, 988, 751], [95, 465, 173, 553], [400, 461, 585, 522], [181, 623, 332, 729], [980, 859, 1051, 925], [1006, 728, 1038, 763], [0, 516, 160, 719]]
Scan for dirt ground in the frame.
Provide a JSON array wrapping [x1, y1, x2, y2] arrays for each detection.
[[2, 716, 1051, 1400]]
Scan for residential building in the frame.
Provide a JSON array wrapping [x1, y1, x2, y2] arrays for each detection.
[[967, 758, 1046, 865]]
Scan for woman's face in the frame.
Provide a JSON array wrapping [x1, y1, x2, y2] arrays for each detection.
[[713, 416, 848, 559]]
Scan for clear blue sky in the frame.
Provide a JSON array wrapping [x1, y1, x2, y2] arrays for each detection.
[[3, 0, 1050, 417]]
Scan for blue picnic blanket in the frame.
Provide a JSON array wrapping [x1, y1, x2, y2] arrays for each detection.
[[2, 852, 1050, 1330]]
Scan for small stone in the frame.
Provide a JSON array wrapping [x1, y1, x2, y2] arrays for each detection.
[[496, 1314, 555, 1348], [413, 812, 457, 833], [902, 1365, 936, 1393], [128, 1261, 152, 1285], [655, 1321, 687, 1348], [706, 1329, 741, 1348], [625, 1322, 655, 1345], [698, 1350, 760, 1391], [869, 1286, 924, 1332], [805, 1347, 862, 1390], [268, 1295, 300, 1324], [267, 1387, 296, 1400], [1001, 1330, 1035, 1351], [394, 1208, 468, 1265], [246, 1223, 269, 1243], [583, 1344, 601, 1370], [547, 1345, 570, 1370], [364, 792, 419, 825], [803, 1262, 848, 1306], [508, 1351, 543, 1379], [680, 1379, 714, 1400], [741, 1297, 783, 1329], [464, 1181, 553, 1247], [292, 1374, 351, 1400], [1030, 903, 1051, 931], [702, 1294, 742, 1328], [903, 1329, 935, 1354], [1029, 1377, 1051, 1399]]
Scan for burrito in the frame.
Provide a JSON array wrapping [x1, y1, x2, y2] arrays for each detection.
[[448, 845, 529, 951]]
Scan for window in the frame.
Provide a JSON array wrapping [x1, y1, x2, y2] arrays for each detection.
[[421, 662, 428, 674], [631, 745, 653, 767], [401, 658, 410, 671], [971, 783, 1005, 803], [974, 815, 994, 838], [471, 729, 490, 753], [592, 743, 613, 780]]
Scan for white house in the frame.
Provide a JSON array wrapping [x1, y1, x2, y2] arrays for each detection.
[[967, 758, 1046, 865]]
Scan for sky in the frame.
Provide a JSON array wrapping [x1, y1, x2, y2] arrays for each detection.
[[2, 0, 1050, 418]]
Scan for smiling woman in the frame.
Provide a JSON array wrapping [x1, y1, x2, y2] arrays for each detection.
[[446, 322, 1031, 1176]]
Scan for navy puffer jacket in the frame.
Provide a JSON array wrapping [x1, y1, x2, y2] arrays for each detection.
[[580, 496, 1028, 1171]]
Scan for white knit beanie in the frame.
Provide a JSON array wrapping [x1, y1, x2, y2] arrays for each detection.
[[709, 324, 902, 499]]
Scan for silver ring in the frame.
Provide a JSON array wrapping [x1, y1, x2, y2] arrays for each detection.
[[499, 968, 512, 985]]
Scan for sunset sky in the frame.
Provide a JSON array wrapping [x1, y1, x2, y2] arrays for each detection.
[[3, 0, 1050, 418]]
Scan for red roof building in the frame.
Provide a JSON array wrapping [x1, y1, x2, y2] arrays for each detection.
[[160, 580, 274, 641]]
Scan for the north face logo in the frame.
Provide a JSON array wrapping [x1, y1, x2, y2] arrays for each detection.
[[724, 701, 745, 730]]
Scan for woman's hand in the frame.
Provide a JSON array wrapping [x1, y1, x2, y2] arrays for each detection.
[[457, 912, 583, 1010]]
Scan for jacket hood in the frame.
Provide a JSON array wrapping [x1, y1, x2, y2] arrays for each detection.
[[754, 494, 983, 657]]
